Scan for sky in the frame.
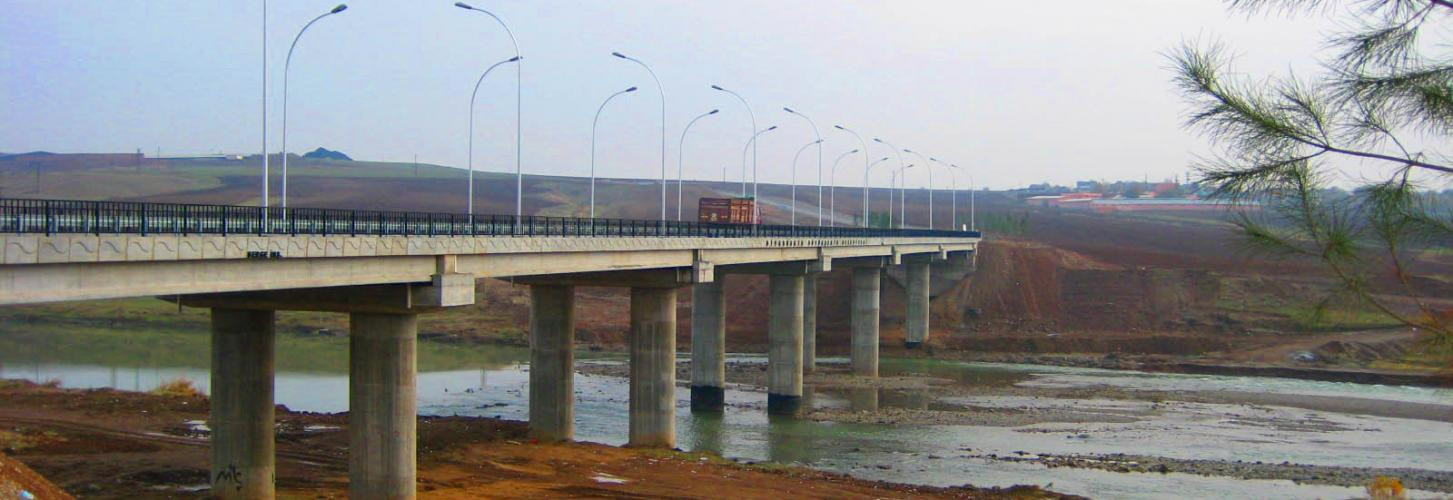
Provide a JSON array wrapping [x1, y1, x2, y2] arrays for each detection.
[[0, 0, 1343, 190]]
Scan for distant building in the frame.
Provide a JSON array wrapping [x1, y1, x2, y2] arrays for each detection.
[[1075, 180, 1099, 192]]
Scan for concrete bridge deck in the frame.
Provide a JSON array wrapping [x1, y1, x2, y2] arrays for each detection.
[[0, 198, 980, 499]]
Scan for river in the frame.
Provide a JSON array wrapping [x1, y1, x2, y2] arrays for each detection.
[[2, 336, 1450, 499]]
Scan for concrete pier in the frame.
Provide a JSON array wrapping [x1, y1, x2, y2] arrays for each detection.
[[802, 276, 818, 374], [529, 285, 575, 441], [209, 308, 275, 500], [628, 287, 676, 448], [851, 267, 881, 376], [690, 280, 726, 412], [767, 274, 805, 414], [905, 259, 931, 348], [349, 313, 418, 500]]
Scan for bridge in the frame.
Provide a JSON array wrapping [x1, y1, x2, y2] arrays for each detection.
[[0, 198, 980, 499]]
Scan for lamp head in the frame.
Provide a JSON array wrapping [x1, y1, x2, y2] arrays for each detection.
[[849, 149, 859, 154], [783, 107, 795, 113], [454, 2, 473, 9], [766, 125, 777, 131], [813, 139, 823, 144], [331, 4, 348, 13], [880, 156, 889, 161], [710, 84, 724, 91], [873, 138, 884, 143], [904, 148, 914, 153], [834, 125, 845, 130], [612, 52, 627, 59], [708, 109, 720, 115], [625, 86, 638, 92], [507, 56, 521, 62]]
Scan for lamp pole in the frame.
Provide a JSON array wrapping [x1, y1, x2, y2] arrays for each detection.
[[261, 0, 268, 226], [612, 52, 666, 223], [467, 56, 521, 216], [895, 164, 916, 228], [783, 108, 822, 226], [931, 158, 959, 230], [739, 126, 776, 207], [955, 164, 975, 231], [677, 109, 719, 220], [712, 85, 759, 225], [789, 139, 821, 225], [904, 149, 932, 229], [827, 148, 859, 227], [833, 125, 869, 227], [865, 156, 892, 228], [871, 137, 905, 227], [456, 2, 522, 228], [590, 86, 637, 219], [280, 3, 347, 214]]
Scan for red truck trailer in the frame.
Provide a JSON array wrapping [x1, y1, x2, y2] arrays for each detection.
[[698, 197, 760, 224]]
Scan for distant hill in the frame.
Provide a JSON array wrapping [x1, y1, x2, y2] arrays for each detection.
[[302, 147, 351, 161]]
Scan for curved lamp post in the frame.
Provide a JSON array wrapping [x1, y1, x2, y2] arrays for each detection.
[[929, 157, 959, 230], [280, 3, 347, 214], [827, 148, 859, 227], [871, 137, 905, 227], [590, 86, 637, 219], [740, 126, 777, 192], [456, 2, 523, 228], [894, 163, 916, 228], [712, 85, 760, 227], [677, 109, 719, 220], [612, 52, 667, 223], [789, 139, 822, 225], [783, 107, 822, 226], [864, 156, 893, 228], [467, 56, 521, 216], [832, 125, 869, 227], [903, 148, 932, 229]]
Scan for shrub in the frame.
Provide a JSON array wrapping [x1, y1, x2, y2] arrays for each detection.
[[150, 377, 202, 398]]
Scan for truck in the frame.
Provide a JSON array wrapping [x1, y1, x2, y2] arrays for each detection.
[[697, 197, 760, 224]]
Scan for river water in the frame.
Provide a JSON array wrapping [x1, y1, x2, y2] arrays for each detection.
[[3, 339, 1450, 499]]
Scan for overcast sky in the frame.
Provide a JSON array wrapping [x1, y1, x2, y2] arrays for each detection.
[[1, 1, 1339, 189]]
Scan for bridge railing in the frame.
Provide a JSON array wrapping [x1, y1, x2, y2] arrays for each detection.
[[0, 198, 981, 239]]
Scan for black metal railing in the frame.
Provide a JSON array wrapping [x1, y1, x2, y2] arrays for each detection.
[[0, 198, 981, 239]]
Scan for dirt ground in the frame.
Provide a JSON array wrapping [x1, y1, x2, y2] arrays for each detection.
[[0, 380, 1071, 499]]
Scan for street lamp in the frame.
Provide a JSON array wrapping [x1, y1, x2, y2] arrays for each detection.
[[467, 56, 521, 216], [590, 86, 637, 219], [827, 148, 859, 227], [894, 164, 916, 228], [457, 2, 523, 227], [612, 52, 667, 223], [740, 126, 777, 193], [832, 125, 869, 226], [789, 139, 822, 225], [864, 156, 893, 228], [871, 137, 905, 227], [903, 149, 932, 229], [929, 157, 960, 230], [954, 163, 975, 231], [677, 109, 719, 220], [712, 85, 760, 226], [783, 107, 822, 226], [280, 3, 347, 213]]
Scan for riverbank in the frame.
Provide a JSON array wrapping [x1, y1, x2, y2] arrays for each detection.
[[0, 379, 1069, 499]]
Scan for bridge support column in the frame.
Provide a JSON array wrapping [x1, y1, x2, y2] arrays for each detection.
[[851, 267, 881, 376], [209, 308, 275, 500], [349, 313, 417, 500], [629, 287, 677, 448], [802, 276, 818, 374], [905, 258, 931, 348], [690, 280, 726, 412], [529, 285, 574, 441], [767, 274, 805, 414]]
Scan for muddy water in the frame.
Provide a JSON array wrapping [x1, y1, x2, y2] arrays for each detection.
[[4, 344, 1452, 499]]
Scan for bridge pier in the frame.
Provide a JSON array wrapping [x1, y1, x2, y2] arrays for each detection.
[[209, 308, 275, 500], [349, 312, 418, 500], [529, 284, 575, 441], [767, 274, 805, 414], [851, 266, 882, 376], [629, 286, 677, 448], [905, 256, 931, 348], [690, 279, 726, 412], [802, 275, 818, 375]]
